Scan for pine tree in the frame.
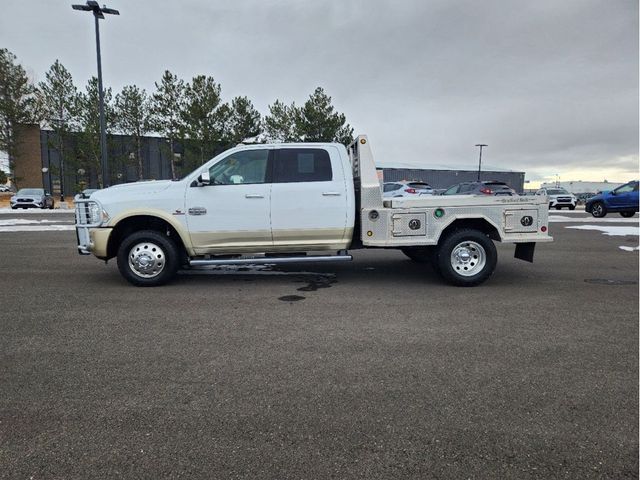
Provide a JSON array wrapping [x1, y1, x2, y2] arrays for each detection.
[[180, 75, 225, 165], [225, 96, 261, 145], [0, 48, 40, 185], [115, 85, 152, 180], [264, 99, 298, 142], [77, 77, 113, 187], [264, 88, 353, 146], [150, 70, 185, 179], [296, 87, 353, 145], [39, 60, 79, 197]]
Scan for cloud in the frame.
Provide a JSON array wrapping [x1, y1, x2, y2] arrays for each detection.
[[1, 0, 637, 181]]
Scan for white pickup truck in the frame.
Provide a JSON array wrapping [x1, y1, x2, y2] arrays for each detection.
[[75, 135, 552, 287]]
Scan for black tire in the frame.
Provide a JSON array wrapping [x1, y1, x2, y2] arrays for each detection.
[[117, 230, 180, 287], [10, 205, 17, 210], [620, 211, 635, 218], [590, 201, 607, 218], [435, 229, 497, 287], [401, 246, 435, 263], [569, 205, 576, 210], [555, 206, 562, 210]]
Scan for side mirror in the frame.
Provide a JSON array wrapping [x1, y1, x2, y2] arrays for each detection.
[[197, 170, 211, 186], [610, 190, 616, 196]]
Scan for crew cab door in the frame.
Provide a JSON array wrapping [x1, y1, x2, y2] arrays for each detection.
[[270, 146, 349, 249], [185, 148, 273, 254]]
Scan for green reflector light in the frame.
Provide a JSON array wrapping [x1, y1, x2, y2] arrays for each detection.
[[434, 208, 445, 218]]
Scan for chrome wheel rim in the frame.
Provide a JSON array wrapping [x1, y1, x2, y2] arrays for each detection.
[[128, 242, 166, 278], [450, 241, 486, 277]]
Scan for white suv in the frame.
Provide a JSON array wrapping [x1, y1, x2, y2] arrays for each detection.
[[536, 187, 577, 210]]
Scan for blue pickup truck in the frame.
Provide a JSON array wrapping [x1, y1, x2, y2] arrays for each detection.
[[585, 180, 639, 218]]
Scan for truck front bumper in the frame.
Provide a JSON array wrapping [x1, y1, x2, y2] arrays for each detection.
[[76, 226, 111, 257], [75, 198, 111, 258]]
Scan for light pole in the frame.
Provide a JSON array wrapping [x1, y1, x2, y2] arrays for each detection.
[[41, 167, 50, 194], [72, 0, 119, 188], [52, 117, 65, 202], [475, 144, 487, 182]]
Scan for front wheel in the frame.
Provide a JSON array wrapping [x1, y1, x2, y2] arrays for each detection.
[[117, 230, 180, 287], [590, 202, 607, 218], [620, 211, 636, 218], [569, 205, 576, 210], [435, 229, 497, 287]]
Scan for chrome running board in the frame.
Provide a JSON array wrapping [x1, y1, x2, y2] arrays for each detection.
[[189, 253, 352, 267]]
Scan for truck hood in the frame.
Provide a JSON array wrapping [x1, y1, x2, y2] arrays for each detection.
[[93, 180, 173, 200]]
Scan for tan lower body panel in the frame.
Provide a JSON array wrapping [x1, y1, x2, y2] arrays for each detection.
[[192, 228, 352, 255], [90, 228, 112, 258]]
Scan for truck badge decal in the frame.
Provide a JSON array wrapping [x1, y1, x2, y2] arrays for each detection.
[[173, 209, 185, 216], [188, 207, 207, 216]]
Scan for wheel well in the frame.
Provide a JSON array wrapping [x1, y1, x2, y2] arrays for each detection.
[[438, 218, 501, 242], [107, 215, 187, 260]]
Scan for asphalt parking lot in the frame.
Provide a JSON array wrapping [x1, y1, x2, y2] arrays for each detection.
[[0, 209, 638, 479]]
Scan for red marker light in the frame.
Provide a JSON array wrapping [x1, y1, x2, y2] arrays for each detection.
[[405, 188, 417, 194], [541, 226, 547, 232], [479, 188, 493, 195]]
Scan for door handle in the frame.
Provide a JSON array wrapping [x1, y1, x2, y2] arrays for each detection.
[[245, 194, 264, 198], [322, 192, 341, 196]]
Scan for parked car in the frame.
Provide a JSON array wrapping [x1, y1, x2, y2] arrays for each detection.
[[0, 185, 13, 192], [74, 188, 100, 200], [441, 181, 517, 196], [383, 181, 434, 198], [585, 180, 639, 218], [536, 187, 577, 210], [10, 188, 54, 209], [575, 192, 596, 205]]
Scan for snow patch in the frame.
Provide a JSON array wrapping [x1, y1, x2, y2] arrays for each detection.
[[619, 245, 640, 252], [0, 219, 73, 226], [0, 225, 75, 232], [0, 208, 72, 214], [566, 225, 639, 236], [550, 216, 639, 223]]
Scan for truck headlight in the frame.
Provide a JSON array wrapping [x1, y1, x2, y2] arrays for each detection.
[[88, 203, 109, 224]]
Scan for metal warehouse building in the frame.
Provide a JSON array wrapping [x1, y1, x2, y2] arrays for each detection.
[[379, 168, 526, 193]]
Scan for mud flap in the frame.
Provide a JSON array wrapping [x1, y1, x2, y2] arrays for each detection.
[[514, 242, 536, 263]]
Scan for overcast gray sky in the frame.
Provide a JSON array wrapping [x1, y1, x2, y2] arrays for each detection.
[[1, 0, 638, 185]]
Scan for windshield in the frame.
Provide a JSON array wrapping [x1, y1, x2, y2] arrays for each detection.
[[407, 182, 432, 189], [17, 189, 44, 196], [547, 189, 568, 195]]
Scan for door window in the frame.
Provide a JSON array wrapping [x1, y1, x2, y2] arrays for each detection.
[[443, 185, 459, 195], [274, 148, 332, 183], [208, 149, 269, 185], [614, 183, 635, 194]]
